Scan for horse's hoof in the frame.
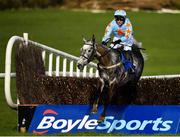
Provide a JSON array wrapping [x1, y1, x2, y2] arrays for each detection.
[[97, 116, 105, 123], [97, 119, 103, 123], [91, 111, 97, 114], [91, 109, 97, 114]]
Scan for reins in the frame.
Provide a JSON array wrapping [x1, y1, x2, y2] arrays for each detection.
[[98, 42, 117, 58], [97, 42, 124, 69]]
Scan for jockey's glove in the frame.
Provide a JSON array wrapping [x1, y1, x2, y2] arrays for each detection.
[[114, 39, 122, 45], [102, 41, 107, 46]]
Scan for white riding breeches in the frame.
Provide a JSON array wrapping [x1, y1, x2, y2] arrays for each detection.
[[110, 37, 133, 51], [110, 43, 132, 51]]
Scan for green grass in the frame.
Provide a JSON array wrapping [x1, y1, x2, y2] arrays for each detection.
[[0, 9, 180, 135]]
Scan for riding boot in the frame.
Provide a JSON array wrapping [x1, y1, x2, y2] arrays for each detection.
[[127, 51, 135, 74], [120, 51, 135, 74]]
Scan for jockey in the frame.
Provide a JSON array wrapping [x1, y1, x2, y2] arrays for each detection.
[[101, 10, 135, 73]]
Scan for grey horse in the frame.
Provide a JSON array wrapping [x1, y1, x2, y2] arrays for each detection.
[[77, 35, 144, 123]]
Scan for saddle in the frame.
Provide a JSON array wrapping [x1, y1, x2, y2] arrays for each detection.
[[111, 48, 135, 74]]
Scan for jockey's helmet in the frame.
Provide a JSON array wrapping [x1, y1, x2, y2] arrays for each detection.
[[114, 10, 126, 22]]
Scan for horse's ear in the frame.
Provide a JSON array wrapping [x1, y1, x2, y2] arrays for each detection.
[[83, 37, 87, 43], [92, 34, 95, 44]]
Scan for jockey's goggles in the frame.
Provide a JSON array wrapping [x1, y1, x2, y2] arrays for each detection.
[[114, 15, 125, 21]]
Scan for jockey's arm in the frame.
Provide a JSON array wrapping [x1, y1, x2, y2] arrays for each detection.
[[120, 19, 133, 42], [102, 22, 113, 45]]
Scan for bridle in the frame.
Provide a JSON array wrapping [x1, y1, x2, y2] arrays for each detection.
[[80, 43, 96, 63]]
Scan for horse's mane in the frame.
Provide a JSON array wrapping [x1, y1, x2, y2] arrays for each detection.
[[96, 43, 120, 56]]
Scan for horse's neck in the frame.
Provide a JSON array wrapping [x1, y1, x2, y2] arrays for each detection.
[[96, 45, 118, 66]]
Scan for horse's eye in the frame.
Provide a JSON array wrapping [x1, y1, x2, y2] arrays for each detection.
[[88, 50, 91, 52]]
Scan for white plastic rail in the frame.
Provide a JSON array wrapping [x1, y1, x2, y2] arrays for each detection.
[[4, 33, 98, 109]]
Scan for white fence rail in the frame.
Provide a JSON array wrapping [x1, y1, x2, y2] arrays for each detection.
[[141, 74, 180, 79], [1, 72, 180, 79], [3, 33, 180, 110], [0, 73, 16, 78], [4, 33, 98, 109]]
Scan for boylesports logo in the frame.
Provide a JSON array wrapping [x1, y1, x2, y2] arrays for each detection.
[[32, 109, 173, 134]]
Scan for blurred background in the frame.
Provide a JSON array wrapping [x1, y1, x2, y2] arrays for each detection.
[[0, 0, 180, 10], [0, 0, 180, 135]]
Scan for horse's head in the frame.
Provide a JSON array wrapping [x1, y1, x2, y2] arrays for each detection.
[[77, 35, 96, 70]]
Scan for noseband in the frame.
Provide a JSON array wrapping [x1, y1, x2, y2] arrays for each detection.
[[80, 43, 96, 62]]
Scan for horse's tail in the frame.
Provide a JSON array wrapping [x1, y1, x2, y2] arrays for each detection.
[[141, 51, 148, 61]]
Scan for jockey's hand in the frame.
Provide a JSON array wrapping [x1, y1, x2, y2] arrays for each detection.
[[114, 39, 122, 45], [102, 41, 107, 46]]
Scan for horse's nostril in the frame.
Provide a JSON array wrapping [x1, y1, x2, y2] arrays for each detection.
[[77, 64, 83, 70]]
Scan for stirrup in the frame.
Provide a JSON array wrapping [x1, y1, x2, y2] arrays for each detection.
[[127, 64, 136, 74], [128, 68, 135, 74]]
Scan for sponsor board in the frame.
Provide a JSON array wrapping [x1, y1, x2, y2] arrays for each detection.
[[21, 105, 180, 134]]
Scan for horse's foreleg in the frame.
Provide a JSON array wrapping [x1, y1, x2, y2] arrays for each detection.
[[98, 79, 116, 123], [92, 79, 104, 114], [98, 81, 110, 123]]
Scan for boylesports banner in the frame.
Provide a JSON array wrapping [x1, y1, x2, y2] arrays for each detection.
[[27, 105, 180, 134]]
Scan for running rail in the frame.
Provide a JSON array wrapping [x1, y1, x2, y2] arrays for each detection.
[[4, 33, 98, 109]]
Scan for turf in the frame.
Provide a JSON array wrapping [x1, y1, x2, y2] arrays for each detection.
[[0, 9, 180, 135]]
